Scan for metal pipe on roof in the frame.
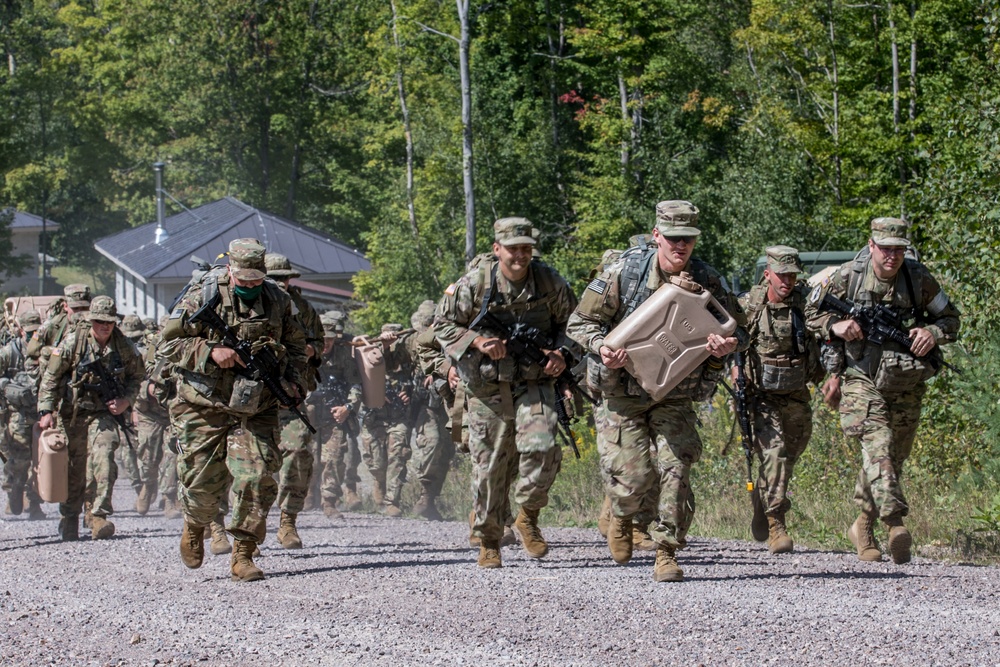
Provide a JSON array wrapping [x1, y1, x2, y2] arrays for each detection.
[[153, 162, 169, 244]]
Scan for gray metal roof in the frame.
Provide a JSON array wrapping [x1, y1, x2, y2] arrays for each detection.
[[94, 197, 369, 282], [5, 209, 61, 230]]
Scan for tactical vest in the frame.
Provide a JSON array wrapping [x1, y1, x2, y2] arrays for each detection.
[[1, 339, 38, 412], [70, 331, 133, 413], [467, 256, 561, 385], [744, 283, 817, 393]]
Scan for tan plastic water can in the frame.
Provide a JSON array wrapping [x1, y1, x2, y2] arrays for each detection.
[[603, 274, 737, 401], [34, 424, 69, 504], [354, 336, 386, 409]]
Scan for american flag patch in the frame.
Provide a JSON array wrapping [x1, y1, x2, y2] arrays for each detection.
[[444, 283, 457, 296], [587, 279, 607, 295]]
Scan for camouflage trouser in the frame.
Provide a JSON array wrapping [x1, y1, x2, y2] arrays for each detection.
[[2, 411, 42, 505], [276, 411, 315, 515], [117, 434, 142, 492], [467, 381, 562, 543], [64, 411, 121, 518], [359, 408, 412, 506], [159, 447, 178, 500], [753, 388, 813, 516], [412, 398, 454, 497], [318, 412, 358, 506], [598, 395, 701, 550], [135, 410, 168, 498], [170, 401, 281, 544], [592, 403, 658, 531], [840, 373, 925, 519]]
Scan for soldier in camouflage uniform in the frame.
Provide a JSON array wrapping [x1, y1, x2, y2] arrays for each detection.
[[566, 201, 747, 582], [312, 311, 362, 518], [37, 296, 143, 542], [436, 218, 579, 568], [26, 284, 91, 371], [159, 238, 308, 581], [408, 301, 454, 521], [147, 316, 183, 521], [116, 315, 147, 509], [265, 253, 324, 549], [738, 246, 823, 554], [0, 310, 46, 519], [806, 218, 960, 565], [358, 323, 415, 517]]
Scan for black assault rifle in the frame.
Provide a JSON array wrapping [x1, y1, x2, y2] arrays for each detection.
[[471, 312, 598, 459], [720, 350, 767, 542], [818, 292, 961, 374], [78, 358, 138, 449], [190, 301, 316, 434]]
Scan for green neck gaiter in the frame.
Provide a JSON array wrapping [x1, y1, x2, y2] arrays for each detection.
[[233, 284, 263, 304]]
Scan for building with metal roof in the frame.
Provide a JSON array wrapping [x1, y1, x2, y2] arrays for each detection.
[[94, 197, 368, 320], [2, 209, 60, 296]]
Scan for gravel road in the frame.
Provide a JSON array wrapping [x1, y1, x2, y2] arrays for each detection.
[[2, 483, 999, 667]]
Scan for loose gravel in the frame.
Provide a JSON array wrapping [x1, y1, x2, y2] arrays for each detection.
[[1, 483, 999, 667]]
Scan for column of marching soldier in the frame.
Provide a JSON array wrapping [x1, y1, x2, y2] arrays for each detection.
[[0, 203, 959, 583]]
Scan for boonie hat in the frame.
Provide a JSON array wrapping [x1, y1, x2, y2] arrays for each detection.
[[87, 296, 119, 323], [494, 218, 536, 247], [17, 310, 42, 333], [265, 253, 301, 278], [121, 314, 146, 339], [410, 300, 436, 330], [228, 238, 267, 281], [765, 245, 803, 274], [870, 217, 911, 247], [381, 323, 403, 334], [64, 283, 92, 309], [655, 201, 701, 238]]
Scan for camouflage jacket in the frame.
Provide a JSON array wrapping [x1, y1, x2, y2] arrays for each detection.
[[739, 282, 822, 393], [436, 256, 578, 393], [37, 326, 142, 416], [805, 253, 961, 381], [566, 250, 747, 401], [0, 337, 41, 414], [308, 339, 362, 413], [158, 269, 307, 412], [287, 285, 323, 392], [26, 310, 86, 370]]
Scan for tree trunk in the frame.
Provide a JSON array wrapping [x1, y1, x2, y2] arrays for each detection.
[[827, 0, 843, 206], [887, 1, 906, 214], [391, 0, 418, 239], [458, 0, 476, 264]]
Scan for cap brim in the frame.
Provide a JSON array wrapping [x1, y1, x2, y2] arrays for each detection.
[[232, 268, 266, 281], [873, 236, 911, 247], [22, 325, 40, 333], [67, 300, 91, 308], [87, 314, 118, 323], [497, 236, 536, 246], [656, 224, 702, 237], [267, 270, 300, 278], [768, 264, 803, 274]]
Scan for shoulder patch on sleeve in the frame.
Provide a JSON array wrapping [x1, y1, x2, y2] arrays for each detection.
[[808, 284, 823, 304], [444, 283, 457, 296], [169, 307, 185, 320], [586, 278, 608, 295], [51, 347, 61, 357]]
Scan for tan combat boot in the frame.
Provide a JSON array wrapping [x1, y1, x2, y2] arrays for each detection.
[[163, 495, 182, 520], [58, 515, 80, 542], [231, 539, 265, 581], [653, 544, 684, 582], [180, 521, 205, 569], [27, 500, 46, 521], [322, 502, 342, 519], [847, 512, 882, 562], [514, 507, 548, 558], [632, 525, 657, 551], [372, 483, 385, 508], [383, 502, 403, 518], [414, 490, 443, 521], [90, 515, 116, 540], [135, 483, 152, 516], [83, 501, 93, 529], [6, 489, 23, 515], [477, 539, 502, 569], [343, 486, 363, 512], [767, 514, 794, 554], [608, 515, 634, 565], [883, 516, 912, 565], [500, 524, 517, 547], [468, 509, 481, 548], [597, 495, 612, 538], [209, 516, 232, 555], [276, 511, 303, 549]]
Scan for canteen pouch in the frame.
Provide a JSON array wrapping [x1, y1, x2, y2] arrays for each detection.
[[586, 353, 624, 395], [874, 350, 937, 393], [759, 361, 807, 392], [228, 375, 264, 415]]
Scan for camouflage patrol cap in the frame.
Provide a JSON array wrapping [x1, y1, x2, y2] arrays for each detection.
[[17, 310, 42, 333], [264, 253, 301, 278], [64, 283, 92, 309], [320, 312, 345, 337], [410, 300, 436, 330], [494, 217, 536, 247], [228, 238, 267, 281], [654, 201, 701, 238], [381, 323, 403, 334], [870, 217, 911, 247], [87, 295, 119, 323], [121, 314, 146, 339], [765, 245, 803, 274]]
